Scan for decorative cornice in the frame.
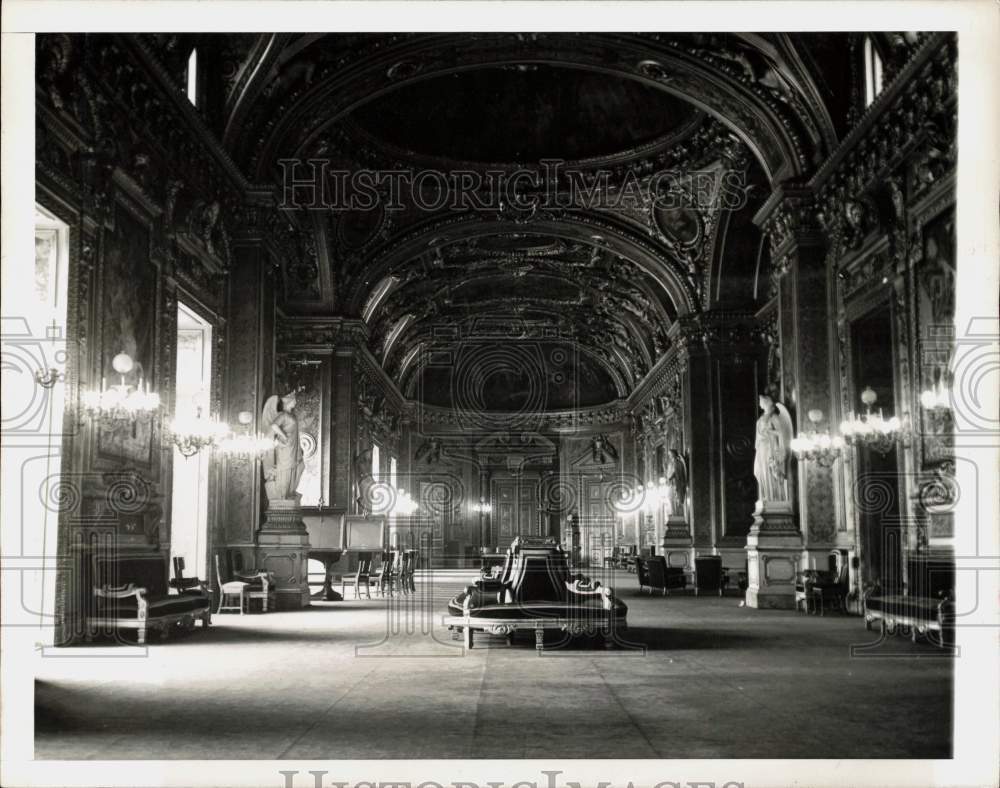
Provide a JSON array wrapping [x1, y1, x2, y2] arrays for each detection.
[[808, 32, 954, 193]]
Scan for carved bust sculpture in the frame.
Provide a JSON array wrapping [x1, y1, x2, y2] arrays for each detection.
[[753, 394, 793, 507], [261, 391, 305, 504]]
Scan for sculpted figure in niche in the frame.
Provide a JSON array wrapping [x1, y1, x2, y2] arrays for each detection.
[[665, 448, 688, 518], [753, 395, 793, 506], [261, 391, 305, 504], [591, 434, 619, 465]]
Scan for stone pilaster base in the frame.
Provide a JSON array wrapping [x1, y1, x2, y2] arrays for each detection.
[[661, 516, 694, 573], [745, 503, 802, 610], [256, 500, 311, 610]]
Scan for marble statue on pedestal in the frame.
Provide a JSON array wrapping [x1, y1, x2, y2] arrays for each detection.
[[665, 448, 688, 518], [753, 394, 793, 508], [257, 391, 310, 609], [261, 391, 305, 505]]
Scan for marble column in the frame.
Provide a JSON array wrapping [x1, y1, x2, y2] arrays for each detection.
[[746, 184, 834, 607], [224, 241, 276, 575]]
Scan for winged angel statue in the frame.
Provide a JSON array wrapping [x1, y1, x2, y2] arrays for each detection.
[[261, 391, 305, 504], [753, 394, 793, 506]]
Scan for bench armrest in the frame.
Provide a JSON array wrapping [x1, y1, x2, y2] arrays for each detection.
[[235, 570, 274, 592], [94, 583, 149, 620], [169, 577, 207, 592], [565, 578, 613, 610]]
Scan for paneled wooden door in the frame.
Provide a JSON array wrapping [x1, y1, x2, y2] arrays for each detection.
[[492, 475, 542, 544], [581, 476, 614, 566]]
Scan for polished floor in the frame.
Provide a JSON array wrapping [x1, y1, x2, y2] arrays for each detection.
[[35, 574, 953, 759]]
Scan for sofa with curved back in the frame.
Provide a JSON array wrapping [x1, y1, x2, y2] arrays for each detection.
[[445, 536, 628, 650]]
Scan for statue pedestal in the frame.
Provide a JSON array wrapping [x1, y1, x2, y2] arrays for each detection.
[[745, 503, 802, 610], [256, 499, 311, 610], [661, 515, 694, 574]]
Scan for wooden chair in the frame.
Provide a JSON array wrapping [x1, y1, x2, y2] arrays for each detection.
[[215, 554, 248, 615], [401, 549, 418, 594], [215, 553, 275, 614], [372, 550, 395, 596], [341, 552, 373, 599], [388, 550, 403, 595]]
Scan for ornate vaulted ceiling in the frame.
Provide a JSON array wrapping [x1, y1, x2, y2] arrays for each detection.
[[142, 32, 860, 409]]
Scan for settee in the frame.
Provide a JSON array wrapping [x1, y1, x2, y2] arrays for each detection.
[[89, 552, 211, 644], [445, 537, 628, 650], [863, 557, 954, 647]]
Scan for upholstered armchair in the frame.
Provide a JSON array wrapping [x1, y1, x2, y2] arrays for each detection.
[[694, 555, 725, 596], [810, 550, 850, 615], [636, 555, 686, 595]]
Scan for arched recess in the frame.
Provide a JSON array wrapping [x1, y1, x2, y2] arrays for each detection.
[[343, 212, 701, 320], [236, 33, 825, 185]]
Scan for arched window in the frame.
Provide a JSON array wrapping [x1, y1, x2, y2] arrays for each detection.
[[186, 47, 198, 106], [863, 36, 884, 108]]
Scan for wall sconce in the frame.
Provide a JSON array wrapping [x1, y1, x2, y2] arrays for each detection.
[[81, 352, 161, 423], [168, 405, 229, 458], [791, 409, 844, 467], [839, 387, 910, 455], [920, 379, 951, 411], [391, 487, 418, 516], [34, 368, 64, 389]]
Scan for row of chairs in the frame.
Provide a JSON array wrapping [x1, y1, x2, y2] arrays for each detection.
[[603, 545, 639, 571], [341, 550, 418, 599]]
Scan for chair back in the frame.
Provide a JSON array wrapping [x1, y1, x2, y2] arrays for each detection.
[[830, 549, 849, 587], [504, 542, 570, 603], [214, 553, 226, 588], [644, 555, 668, 588], [635, 556, 651, 587], [356, 552, 373, 578], [695, 555, 724, 590]]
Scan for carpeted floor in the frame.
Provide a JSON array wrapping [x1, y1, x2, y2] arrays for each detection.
[[34, 574, 952, 759]]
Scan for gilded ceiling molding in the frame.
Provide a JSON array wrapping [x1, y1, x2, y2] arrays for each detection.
[[238, 33, 821, 183]]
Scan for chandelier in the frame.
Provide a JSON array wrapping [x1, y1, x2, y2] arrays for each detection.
[[839, 387, 910, 455], [168, 406, 229, 458], [472, 498, 492, 514], [81, 352, 161, 423], [791, 409, 844, 467], [217, 411, 276, 457]]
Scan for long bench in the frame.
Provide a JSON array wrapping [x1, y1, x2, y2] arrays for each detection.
[[444, 537, 628, 650], [88, 552, 211, 645], [863, 557, 954, 647]]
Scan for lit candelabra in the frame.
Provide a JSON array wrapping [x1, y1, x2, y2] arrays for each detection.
[[791, 409, 844, 467], [472, 498, 492, 514], [839, 386, 910, 455], [81, 352, 161, 423], [217, 411, 277, 457]]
